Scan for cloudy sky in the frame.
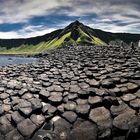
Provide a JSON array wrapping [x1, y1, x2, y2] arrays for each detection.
[[0, 0, 140, 39]]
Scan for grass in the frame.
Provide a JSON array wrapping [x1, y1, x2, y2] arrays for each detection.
[[0, 27, 106, 55], [0, 32, 72, 54]]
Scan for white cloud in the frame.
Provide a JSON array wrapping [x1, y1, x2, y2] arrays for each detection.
[[0, 25, 56, 39], [0, 0, 140, 38], [0, 0, 72, 24]]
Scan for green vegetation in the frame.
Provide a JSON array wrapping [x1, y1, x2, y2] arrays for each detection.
[[0, 20, 139, 54]]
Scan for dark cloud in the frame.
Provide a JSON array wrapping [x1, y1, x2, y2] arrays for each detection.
[[0, 0, 139, 38]]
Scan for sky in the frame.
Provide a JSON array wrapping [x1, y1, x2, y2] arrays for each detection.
[[0, 0, 140, 39]]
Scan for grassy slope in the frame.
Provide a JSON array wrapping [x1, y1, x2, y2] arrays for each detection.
[[0, 27, 106, 54], [0, 32, 71, 54], [76, 28, 106, 45]]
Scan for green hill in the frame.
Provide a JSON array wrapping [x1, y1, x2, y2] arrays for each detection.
[[0, 20, 140, 54]]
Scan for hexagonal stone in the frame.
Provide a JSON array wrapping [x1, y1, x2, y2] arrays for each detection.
[[0, 93, 9, 100], [30, 114, 45, 127], [89, 107, 112, 130], [7, 80, 21, 89], [52, 116, 71, 140], [48, 94, 63, 104], [47, 105, 57, 114], [17, 119, 37, 137], [64, 101, 77, 111], [134, 89, 140, 98], [53, 85, 64, 92], [19, 88, 28, 96], [18, 100, 32, 108], [101, 79, 115, 88], [88, 79, 100, 87], [76, 104, 90, 115], [70, 85, 81, 93], [5, 129, 24, 140], [18, 100, 32, 116], [95, 89, 109, 96], [68, 93, 78, 100], [29, 98, 42, 110], [19, 107, 32, 116], [79, 82, 90, 90], [21, 93, 33, 99], [69, 121, 98, 140], [42, 103, 51, 113], [127, 83, 139, 92], [62, 111, 77, 123], [3, 104, 11, 112], [129, 98, 140, 109], [88, 96, 102, 105], [42, 82, 51, 87], [113, 112, 138, 130], [76, 99, 88, 105], [47, 85, 64, 92], [39, 89, 50, 98], [11, 111, 24, 124], [121, 94, 136, 102], [120, 86, 128, 93], [0, 87, 5, 92], [109, 87, 121, 95], [0, 116, 14, 135], [111, 101, 135, 116]]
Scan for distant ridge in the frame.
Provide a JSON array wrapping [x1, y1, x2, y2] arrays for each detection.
[[0, 20, 140, 54]]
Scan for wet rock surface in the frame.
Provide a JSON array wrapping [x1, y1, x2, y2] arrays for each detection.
[[0, 45, 140, 140]]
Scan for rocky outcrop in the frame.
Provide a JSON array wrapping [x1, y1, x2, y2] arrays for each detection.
[[0, 45, 140, 139]]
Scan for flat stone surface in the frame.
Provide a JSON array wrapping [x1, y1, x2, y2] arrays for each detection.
[[11, 111, 24, 124], [113, 111, 137, 130], [89, 107, 112, 130], [76, 104, 90, 115], [70, 85, 81, 93], [17, 119, 37, 137], [0, 45, 140, 139], [111, 101, 135, 116], [88, 96, 102, 105], [121, 94, 136, 102], [134, 89, 140, 97], [129, 98, 140, 109], [5, 129, 24, 140], [62, 111, 77, 123], [127, 83, 139, 91], [48, 94, 63, 103], [70, 121, 98, 140], [30, 114, 45, 127], [88, 79, 100, 87]]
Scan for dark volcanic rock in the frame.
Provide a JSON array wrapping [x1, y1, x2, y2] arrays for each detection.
[[70, 121, 98, 140], [113, 111, 139, 131], [17, 118, 37, 137], [76, 104, 90, 115], [89, 107, 112, 131], [30, 114, 45, 127], [62, 111, 77, 123], [5, 129, 24, 140], [11, 111, 24, 125], [0, 45, 140, 139]]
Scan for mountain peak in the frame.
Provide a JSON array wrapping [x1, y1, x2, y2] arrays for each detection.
[[72, 20, 82, 26], [68, 20, 83, 29]]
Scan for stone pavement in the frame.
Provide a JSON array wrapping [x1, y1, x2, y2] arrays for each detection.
[[0, 45, 140, 140]]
